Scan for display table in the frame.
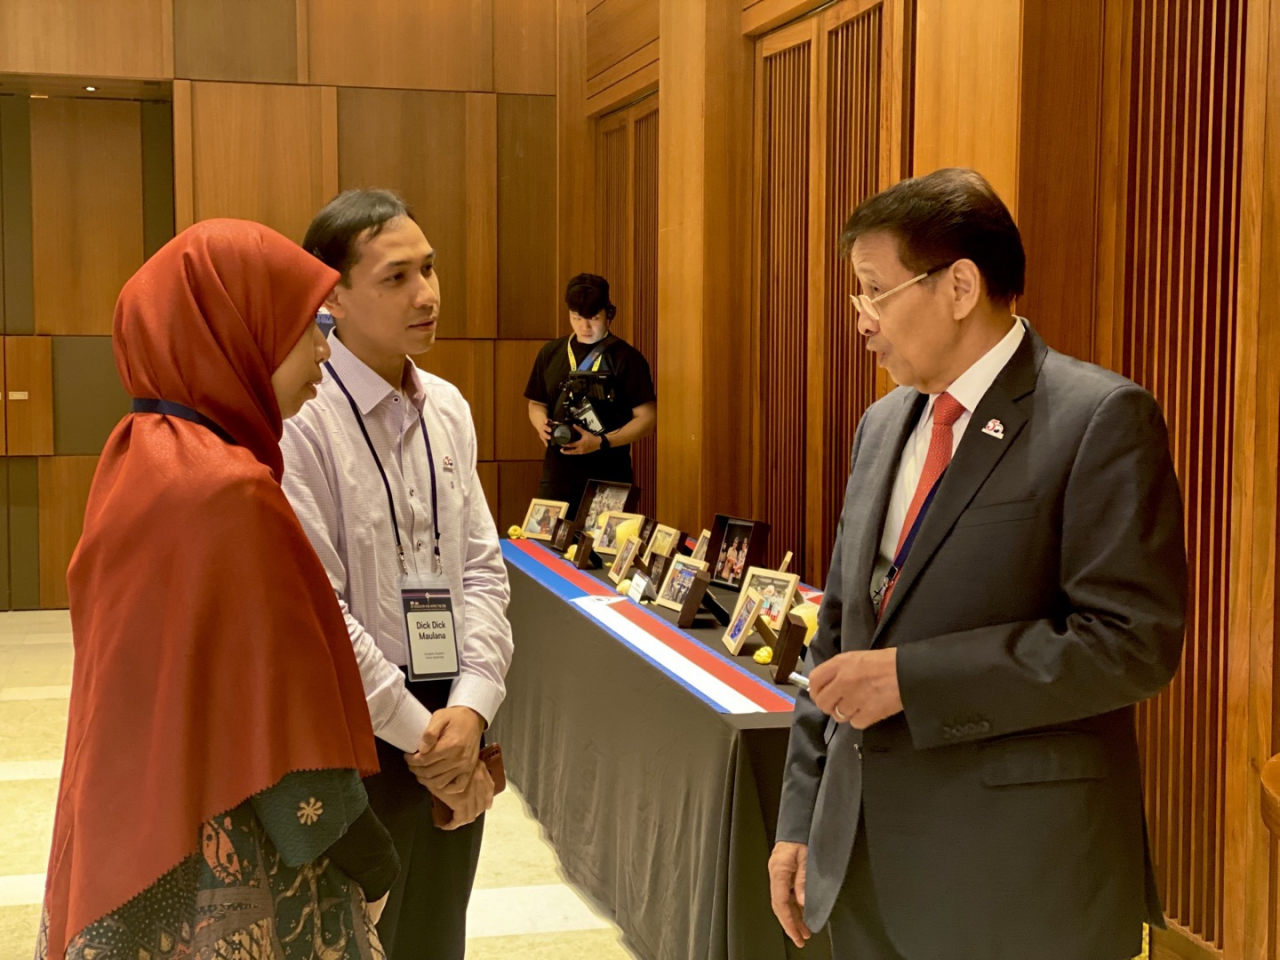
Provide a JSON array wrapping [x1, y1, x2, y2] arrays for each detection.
[[489, 540, 832, 960]]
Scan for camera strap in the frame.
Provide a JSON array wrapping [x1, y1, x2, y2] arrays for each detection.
[[567, 334, 614, 372]]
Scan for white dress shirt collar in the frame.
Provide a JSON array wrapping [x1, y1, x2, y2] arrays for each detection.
[[922, 317, 1026, 418], [327, 332, 426, 415]]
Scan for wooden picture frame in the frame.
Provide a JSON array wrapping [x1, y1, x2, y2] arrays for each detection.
[[548, 518, 582, 554], [691, 529, 712, 562], [706, 515, 772, 590], [594, 511, 645, 557], [722, 588, 764, 655], [574, 531, 599, 569], [576, 479, 639, 531], [765, 612, 808, 685], [733, 567, 800, 633], [521, 499, 569, 541], [643, 524, 684, 566], [608, 534, 644, 584], [656, 555, 710, 612]]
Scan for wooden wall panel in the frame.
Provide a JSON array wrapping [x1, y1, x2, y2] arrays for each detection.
[[631, 106, 660, 520], [495, 0, 558, 95], [52, 336, 130, 457], [498, 96, 559, 339], [1225, 0, 1280, 952], [338, 89, 499, 338], [1111, 0, 1247, 951], [754, 28, 813, 570], [185, 82, 336, 243], [1, 95, 36, 336], [597, 115, 632, 341], [656, 0, 755, 538], [174, 0, 299, 83], [498, 460, 545, 533], [560, 0, 598, 302], [912, 0, 1021, 211], [585, 41, 660, 116], [0, 339, 6, 453], [495, 339, 547, 461], [810, 3, 884, 583], [1014, 0, 1105, 362], [5, 336, 54, 456], [0, 0, 172, 80], [743, 0, 831, 37], [37, 455, 97, 609], [412, 339, 496, 461], [587, 0, 660, 81], [30, 98, 145, 338], [307, 0, 494, 92]]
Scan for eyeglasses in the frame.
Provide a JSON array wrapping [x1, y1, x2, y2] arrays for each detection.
[[849, 264, 951, 320]]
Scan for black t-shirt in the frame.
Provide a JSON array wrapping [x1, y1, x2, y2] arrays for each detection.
[[524, 333, 656, 491]]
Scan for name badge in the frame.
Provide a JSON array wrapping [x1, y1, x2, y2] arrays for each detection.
[[402, 585, 461, 682]]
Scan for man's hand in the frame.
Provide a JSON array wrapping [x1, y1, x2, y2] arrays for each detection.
[[809, 649, 902, 729], [434, 760, 495, 831], [769, 841, 812, 948], [404, 706, 485, 795], [537, 420, 553, 447], [559, 425, 603, 456]]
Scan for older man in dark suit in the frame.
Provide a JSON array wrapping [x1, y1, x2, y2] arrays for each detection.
[[769, 168, 1187, 960]]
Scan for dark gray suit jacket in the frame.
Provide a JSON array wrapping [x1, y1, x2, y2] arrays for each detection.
[[777, 324, 1187, 960]]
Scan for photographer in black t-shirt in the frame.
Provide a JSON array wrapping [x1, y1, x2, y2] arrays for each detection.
[[524, 274, 657, 516]]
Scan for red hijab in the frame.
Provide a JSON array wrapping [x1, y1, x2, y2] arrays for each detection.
[[41, 220, 380, 957]]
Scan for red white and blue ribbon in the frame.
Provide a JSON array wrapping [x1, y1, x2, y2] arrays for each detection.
[[503, 540, 796, 714]]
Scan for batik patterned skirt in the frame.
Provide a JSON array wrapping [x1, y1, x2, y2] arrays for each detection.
[[35, 799, 386, 960]]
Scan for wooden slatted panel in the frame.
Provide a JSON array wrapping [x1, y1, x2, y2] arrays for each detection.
[[814, 6, 882, 584], [597, 119, 630, 341], [631, 107, 660, 519], [1124, 0, 1245, 948], [757, 41, 812, 569]]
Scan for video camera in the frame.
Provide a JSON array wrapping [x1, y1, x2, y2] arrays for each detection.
[[548, 371, 617, 448]]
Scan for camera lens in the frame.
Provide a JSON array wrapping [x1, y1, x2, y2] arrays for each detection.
[[550, 423, 576, 446]]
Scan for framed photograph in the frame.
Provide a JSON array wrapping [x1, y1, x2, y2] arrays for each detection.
[[608, 535, 644, 585], [734, 567, 801, 633], [691, 529, 712, 562], [576, 480, 639, 532], [595, 511, 645, 557], [722, 589, 764, 655], [548, 518, 581, 554], [521, 499, 569, 541], [656, 555, 710, 612], [707, 515, 772, 590], [643, 524, 683, 566]]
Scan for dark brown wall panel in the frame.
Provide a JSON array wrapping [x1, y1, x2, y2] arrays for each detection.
[[1, 95, 35, 336], [631, 107, 660, 520], [498, 95, 559, 339], [494, 339, 548, 461], [412, 339, 496, 462], [52, 336, 129, 456], [497, 460, 544, 532], [175, 0, 299, 83], [495, 0, 558, 95], [8, 456, 39, 611], [38, 455, 97, 609]]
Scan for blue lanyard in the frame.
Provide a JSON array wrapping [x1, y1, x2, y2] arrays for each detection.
[[873, 470, 945, 608], [324, 362, 442, 577]]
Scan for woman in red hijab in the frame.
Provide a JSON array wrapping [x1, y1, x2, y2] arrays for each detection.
[[36, 220, 398, 959]]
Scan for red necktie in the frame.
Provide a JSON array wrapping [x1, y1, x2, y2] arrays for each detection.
[[878, 392, 966, 617]]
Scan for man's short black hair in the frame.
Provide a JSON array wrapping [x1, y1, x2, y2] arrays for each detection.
[[838, 168, 1025, 305], [303, 189, 417, 284], [565, 273, 616, 321]]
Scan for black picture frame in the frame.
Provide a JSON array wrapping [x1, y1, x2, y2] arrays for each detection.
[[705, 514, 772, 591], [575, 479, 641, 531]]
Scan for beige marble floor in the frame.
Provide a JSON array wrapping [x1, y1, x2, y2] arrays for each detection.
[[0, 611, 634, 959]]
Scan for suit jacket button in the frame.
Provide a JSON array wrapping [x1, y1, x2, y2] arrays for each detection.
[[979, 721, 991, 733]]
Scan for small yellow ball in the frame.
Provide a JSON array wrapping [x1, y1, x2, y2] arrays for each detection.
[[508, 525, 525, 540], [753, 646, 774, 665], [618, 579, 633, 595]]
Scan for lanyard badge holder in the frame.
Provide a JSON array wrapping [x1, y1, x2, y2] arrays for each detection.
[[327, 362, 461, 682]]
